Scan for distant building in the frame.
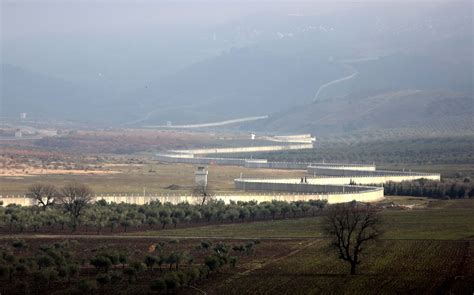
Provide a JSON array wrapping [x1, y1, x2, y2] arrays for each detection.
[[251, 133, 256, 140], [38, 129, 58, 137], [20, 113, 27, 120], [195, 166, 208, 187], [166, 121, 172, 127], [15, 129, 22, 138]]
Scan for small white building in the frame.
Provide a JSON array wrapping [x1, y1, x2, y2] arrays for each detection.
[[15, 129, 22, 138], [20, 113, 27, 120], [195, 166, 208, 187]]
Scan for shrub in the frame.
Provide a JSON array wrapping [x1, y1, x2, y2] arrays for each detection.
[[57, 266, 68, 278], [77, 279, 97, 292], [67, 264, 79, 281], [199, 265, 210, 279], [33, 268, 58, 285], [0, 264, 10, 279], [36, 255, 54, 269], [90, 255, 112, 272], [176, 270, 189, 286], [164, 272, 181, 290], [186, 267, 200, 284], [204, 255, 220, 271], [150, 278, 167, 292], [129, 260, 146, 272], [110, 271, 122, 284], [144, 255, 158, 270], [12, 240, 27, 250], [123, 267, 137, 283], [96, 273, 110, 285], [230, 256, 238, 268]]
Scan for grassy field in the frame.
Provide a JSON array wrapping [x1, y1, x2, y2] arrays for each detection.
[[198, 239, 473, 295], [159, 198, 473, 294], [125, 198, 474, 240]]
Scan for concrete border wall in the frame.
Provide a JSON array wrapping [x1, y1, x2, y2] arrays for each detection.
[[307, 166, 440, 183], [234, 179, 369, 193], [0, 189, 383, 206], [233, 179, 384, 204], [155, 152, 376, 171], [171, 143, 314, 155]]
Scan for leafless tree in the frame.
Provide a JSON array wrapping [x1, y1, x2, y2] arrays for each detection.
[[27, 183, 57, 209], [323, 202, 382, 275], [193, 185, 215, 206], [58, 183, 94, 231]]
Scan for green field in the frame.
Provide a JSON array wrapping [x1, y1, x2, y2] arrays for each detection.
[[127, 198, 474, 240], [121, 198, 474, 293], [200, 239, 472, 295]]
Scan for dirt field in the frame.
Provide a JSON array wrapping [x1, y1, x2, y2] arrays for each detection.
[[0, 162, 304, 195]]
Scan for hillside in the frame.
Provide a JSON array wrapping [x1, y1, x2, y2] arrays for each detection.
[[249, 89, 473, 135], [0, 64, 134, 124], [121, 48, 346, 125]]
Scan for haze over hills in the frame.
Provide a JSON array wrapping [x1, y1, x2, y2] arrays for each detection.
[[1, 1, 472, 134]]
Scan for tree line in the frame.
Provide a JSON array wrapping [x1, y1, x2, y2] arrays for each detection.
[[383, 178, 474, 199], [0, 183, 327, 234]]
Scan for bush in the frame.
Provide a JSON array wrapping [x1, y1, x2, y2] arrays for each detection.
[[77, 279, 97, 292], [199, 265, 210, 279], [204, 255, 220, 271], [129, 260, 146, 272], [230, 256, 238, 268], [67, 264, 79, 280], [164, 272, 181, 290], [144, 255, 158, 270], [176, 270, 189, 286], [110, 271, 122, 284], [36, 255, 54, 269], [150, 278, 167, 292], [90, 255, 112, 272], [0, 264, 11, 279], [186, 267, 200, 284], [96, 273, 110, 285], [33, 268, 58, 285], [123, 267, 137, 283], [12, 240, 27, 250], [57, 266, 68, 278]]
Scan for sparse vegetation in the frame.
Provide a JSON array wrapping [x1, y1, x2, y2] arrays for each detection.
[[0, 237, 258, 294]]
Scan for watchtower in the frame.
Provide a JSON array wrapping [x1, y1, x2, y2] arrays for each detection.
[[195, 166, 208, 187]]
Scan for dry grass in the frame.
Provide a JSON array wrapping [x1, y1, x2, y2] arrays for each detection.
[[0, 162, 304, 195]]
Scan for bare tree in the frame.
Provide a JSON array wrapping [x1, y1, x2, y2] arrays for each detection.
[[27, 184, 57, 209], [58, 183, 94, 231], [323, 202, 382, 275], [193, 185, 215, 206]]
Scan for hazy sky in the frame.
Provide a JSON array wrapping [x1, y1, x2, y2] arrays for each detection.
[[1, 0, 459, 40], [1, 0, 468, 84], [2, 1, 253, 40]]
